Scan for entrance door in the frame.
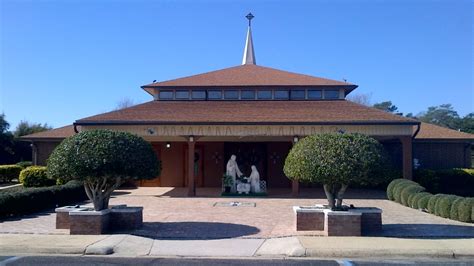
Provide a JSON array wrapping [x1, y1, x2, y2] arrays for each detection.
[[140, 144, 161, 186], [184, 146, 204, 187]]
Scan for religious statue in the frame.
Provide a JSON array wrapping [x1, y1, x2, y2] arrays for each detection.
[[249, 165, 260, 193], [226, 154, 242, 193]]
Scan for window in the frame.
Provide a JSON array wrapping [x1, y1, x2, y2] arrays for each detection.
[[208, 90, 222, 100], [224, 90, 239, 99], [307, 90, 322, 99], [257, 90, 272, 100], [159, 90, 173, 100], [290, 90, 305, 100], [175, 90, 190, 100], [191, 90, 206, 100], [324, 89, 340, 99], [241, 90, 255, 100], [274, 90, 289, 100]]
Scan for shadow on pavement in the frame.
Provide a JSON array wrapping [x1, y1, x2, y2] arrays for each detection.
[[380, 223, 474, 239], [130, 221, 260, 240]]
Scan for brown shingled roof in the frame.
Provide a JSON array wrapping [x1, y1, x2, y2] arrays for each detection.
[[142, 64, 356, 89], [20, 125, 76, 140], [75, 100, 417, 125], [415, 122, 474, 140]]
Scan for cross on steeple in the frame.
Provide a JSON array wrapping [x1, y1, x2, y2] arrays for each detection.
[[242, 13, 256, 65]]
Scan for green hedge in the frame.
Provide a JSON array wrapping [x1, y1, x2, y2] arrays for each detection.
[[414, 168, 474, 197], [0, 181, 87, 217], [387, 179, 473, 223], [16, 161, 33, 169], [19, 166, 55, 187], [0, 165, 23, 183]]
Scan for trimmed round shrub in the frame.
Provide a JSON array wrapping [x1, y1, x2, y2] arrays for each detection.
[[19, 166, 55, 187], [427, 194, 445, 214], [0, 165, 23, 183], [408, 191, 429, 208], [457, 198, 474, 223], [387, 179, 411, 200], [414, 192, 433, 210], [284, 133, 385, 210], [47, 129, 161, 211], [435, 194, 459, 218], [400, 184, 425, 206], [392, 180, 418, 204], [450, 197, 464, 221]]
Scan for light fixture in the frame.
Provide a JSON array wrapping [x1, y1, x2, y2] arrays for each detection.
[[166, 142, 171, 149], [189, 135, 194, 142], [293, 136, 299, 143]]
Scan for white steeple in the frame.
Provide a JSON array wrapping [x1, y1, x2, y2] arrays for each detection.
[[242, 13, 256, 65]]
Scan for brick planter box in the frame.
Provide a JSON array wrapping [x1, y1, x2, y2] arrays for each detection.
[[110, 206, 143, 231], [324, 210, 361, 236], [293, 206, 325, 231], [69, 209, 110, 235], [351, 207, 382, 235], [55, 206, 88, 229]]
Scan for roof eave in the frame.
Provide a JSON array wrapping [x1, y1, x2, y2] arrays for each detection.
[[75, 120, 419, 126]]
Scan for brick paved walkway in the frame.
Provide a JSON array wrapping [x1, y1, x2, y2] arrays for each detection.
[[1, 187, 473, 239]]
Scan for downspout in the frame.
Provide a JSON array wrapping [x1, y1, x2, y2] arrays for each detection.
[[73, 123, 79, 133], [412, 122, 421, 139], [31, 141, 38, 165]]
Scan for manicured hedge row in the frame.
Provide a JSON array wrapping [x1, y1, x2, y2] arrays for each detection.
[[19, 166, 55, 187], [387, 179, 474, 223], [0, 165, 23, 183], [0, 181, 87, 217]]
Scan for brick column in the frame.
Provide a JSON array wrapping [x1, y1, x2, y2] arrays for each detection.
[[400, 136, 413, 180], [187, 137, 196, 196], [291, 136, 299, 197], [31, 142, 38, 165]]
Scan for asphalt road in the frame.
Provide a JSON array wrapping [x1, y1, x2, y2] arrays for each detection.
[[0, 256, 473, 266]]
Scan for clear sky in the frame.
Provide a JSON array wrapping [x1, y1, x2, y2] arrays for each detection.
[[1, 0, 472, 129]]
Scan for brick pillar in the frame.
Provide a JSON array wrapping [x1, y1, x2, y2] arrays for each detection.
[[291, 137, 299, 197], [400, 136, 413, 180], [187, 137, 196, 196]]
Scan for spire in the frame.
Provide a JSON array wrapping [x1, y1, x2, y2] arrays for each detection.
[[242, 13, 256, 65]]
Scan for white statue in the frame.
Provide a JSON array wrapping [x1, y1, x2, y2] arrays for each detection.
[[249, 165, 260, 193], [226, 155, 242, 193]]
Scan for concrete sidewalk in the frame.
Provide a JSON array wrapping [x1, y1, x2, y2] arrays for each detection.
[[0, 234, 473, 259]]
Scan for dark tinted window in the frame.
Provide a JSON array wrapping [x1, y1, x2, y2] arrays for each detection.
[[175, 90, 190, 99], [241, 90, 255, 100], [257, 90, 272, 99], [191, 90, 206, 99], [159, 91, 173, 100], [224, 90, 239, 99], [290, 90, 305, 100], [274, 90, 289, 100], [324, 89, 339, 99], [208, 90, 222, 99], [307, 90, 322, 99]]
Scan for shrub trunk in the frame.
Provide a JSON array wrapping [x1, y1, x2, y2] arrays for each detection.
[[323, 184, 348, 210], [83, 178, 122, 211]]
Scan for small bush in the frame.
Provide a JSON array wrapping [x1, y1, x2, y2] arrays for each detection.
[[435, 194, 460, 218], [450, 197, 465, 221], [0, 181, 87, 217], [409, 191, 429, 208], [387, 179, 410, 200], [19, 166, 55, 187], [427, 194, 445, 214], [392, 180, 419, 204], [414, 192, 433, 210], [16, 161, 33, 169], [0, 165, 23, 183], [400, 184, 425, 206], [457, 198, 474, 223]]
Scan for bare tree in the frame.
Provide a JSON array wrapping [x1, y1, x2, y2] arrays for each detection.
[[347, 93, 372, 106], [114, 98, 135, 110]]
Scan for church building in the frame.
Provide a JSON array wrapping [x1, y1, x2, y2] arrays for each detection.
[[22, 14, 473, 196]]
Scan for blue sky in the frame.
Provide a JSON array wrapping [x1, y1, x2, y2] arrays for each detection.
[[1, 0, 472, 129]]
